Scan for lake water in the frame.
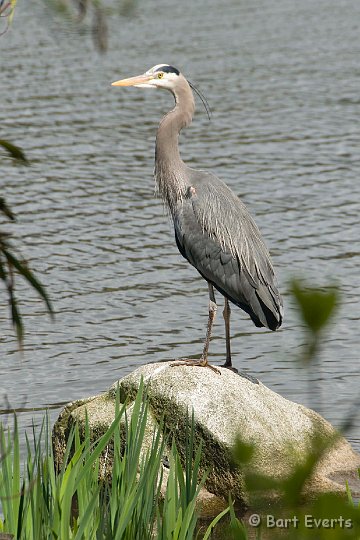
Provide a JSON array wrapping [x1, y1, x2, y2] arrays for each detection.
[[1, 0, 359, 456]]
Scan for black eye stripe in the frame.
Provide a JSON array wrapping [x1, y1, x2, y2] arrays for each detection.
[[154, 65, 180, 75]]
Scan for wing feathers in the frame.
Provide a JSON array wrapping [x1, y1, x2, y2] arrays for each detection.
[[174, 175, 283, 330]]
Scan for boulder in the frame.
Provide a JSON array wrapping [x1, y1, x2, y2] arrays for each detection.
[[52, 362, 360, 511]]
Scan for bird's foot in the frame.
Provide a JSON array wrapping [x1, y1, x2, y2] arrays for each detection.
[[221, 362, 239, 374], [220, 363, 259, 384], [221, 357, 239, 373], [170, 357, 221, 375]]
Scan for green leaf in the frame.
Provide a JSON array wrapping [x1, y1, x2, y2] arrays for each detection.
[[245, 471, 281, 493], [202, 506, 230, 540], [227, 496, 248, 539], [0, 198, 15, 221], [232, 438, 255, 465], [291, 279, 339, 334], [9, 291, 24, 348], [2, 247, 54, 317], [0, 139, 28, 164], [73, 489, 99, 540]]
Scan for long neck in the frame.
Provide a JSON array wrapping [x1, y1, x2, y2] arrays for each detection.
[[155, 77, 195, 214]]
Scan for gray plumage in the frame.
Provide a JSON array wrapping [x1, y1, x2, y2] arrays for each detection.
[[112, 64, 283, 370], [172, 171, 283, 331]]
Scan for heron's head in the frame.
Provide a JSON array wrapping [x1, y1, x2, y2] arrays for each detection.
[[112, 64, 182, 91]]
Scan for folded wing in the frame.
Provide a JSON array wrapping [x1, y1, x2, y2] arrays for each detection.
[[174, 171, 283, 330]]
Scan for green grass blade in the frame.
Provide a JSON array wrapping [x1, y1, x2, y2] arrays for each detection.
[[12, 415, 21, 535], [202, 507, 230, 540], [76, 400, 127, 487], [73, 488, 99, 540]]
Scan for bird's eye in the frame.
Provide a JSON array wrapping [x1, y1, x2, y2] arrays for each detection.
[[157, 72, 164, 79]]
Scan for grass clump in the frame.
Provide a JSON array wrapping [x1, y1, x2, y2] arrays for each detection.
[[0, 381, 228, 539]]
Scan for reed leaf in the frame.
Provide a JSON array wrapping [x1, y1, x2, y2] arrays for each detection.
[[0, 384, 233, 539]]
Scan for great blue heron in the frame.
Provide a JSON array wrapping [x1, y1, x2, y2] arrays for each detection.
[[112, 64, 283, 372]]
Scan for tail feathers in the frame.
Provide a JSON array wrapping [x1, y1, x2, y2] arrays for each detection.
[[198, 258, 283, 332], [255, 288, 283, 330], [234, 280, 283, 331], [239, 263, 283, 331]]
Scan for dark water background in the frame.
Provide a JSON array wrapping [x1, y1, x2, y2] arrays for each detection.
[[1, 0, 359, 454]]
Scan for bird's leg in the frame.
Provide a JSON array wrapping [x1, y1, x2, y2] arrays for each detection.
[[170, 283, 220, 374], [200, 283, 217, 366], [223, 297, 232, 368], [221, 298, 238, 373]]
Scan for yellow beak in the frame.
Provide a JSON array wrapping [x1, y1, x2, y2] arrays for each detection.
[[111, 74, 153, 87]]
